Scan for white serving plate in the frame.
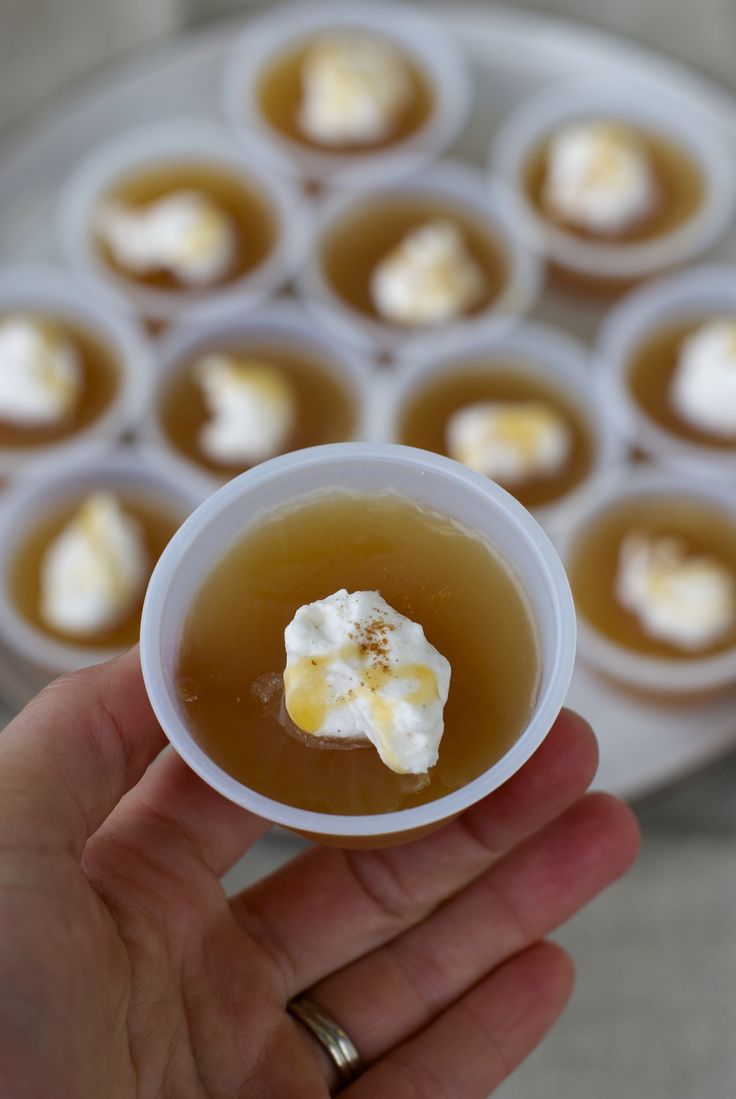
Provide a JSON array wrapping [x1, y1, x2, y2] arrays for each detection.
[[1, 3, 735, 800]]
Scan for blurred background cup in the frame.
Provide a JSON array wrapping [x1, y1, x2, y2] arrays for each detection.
[[137, 300, 377, 492], [597, 263, 736, 481], [296, 161, 542, 360], [557, 465, 736, 698], [0, 266, 153, 479], [57, 118, 307, 325], [385, 320, 625, 536], [0, 445, 207, 683], [219, 0, 471, 189], [491, 76, 736, 287]]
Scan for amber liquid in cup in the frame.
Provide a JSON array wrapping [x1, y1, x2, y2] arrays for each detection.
[[11, 497, 182, 648], [159, 344, 358, 476], [95, 163, 277, 291], [568, 497, 736, 659], [176, 490, 540, 815], [524, 126, 705, 244], [320, 200, 508, 322], [398, 364, 595, 509], [0, 316, 119, 449], [627, 319, 736, 450], [256, 38, 434, 152]]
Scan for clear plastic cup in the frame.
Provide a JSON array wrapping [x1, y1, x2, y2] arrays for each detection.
[[56, 119, 307, 324], [597, 264, 736, 481], [557, 465, 736, 698], [0, 444, 209, 681], [0, 266, 153, 479], [140, 442, 576, 847], [385, 320, 625, 534], [219, 0, 471, 189], [137, 300, 377, 492], [491, 77, 736, 285], [296, 161, 542, 359]]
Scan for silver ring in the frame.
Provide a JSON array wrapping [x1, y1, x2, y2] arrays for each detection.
[[288, 995, 363, 1089]]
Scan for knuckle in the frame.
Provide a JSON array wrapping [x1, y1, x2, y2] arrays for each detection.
[[344, 848, 426, 927]]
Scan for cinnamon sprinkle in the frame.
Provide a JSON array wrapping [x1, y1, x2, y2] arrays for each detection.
[[354, 607, 396, 672]]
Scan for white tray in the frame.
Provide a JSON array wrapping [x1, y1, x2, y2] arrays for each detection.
[[1, 3, 735, 800]]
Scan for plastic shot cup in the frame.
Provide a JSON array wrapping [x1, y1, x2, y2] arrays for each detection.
[[57, 119, 307, 325], [491, 77, 735, 288], [557, 465, 736, 699], [140, 442, 576, 848], [597, 264, 736, 482], [219, 0, 471, 189], [296, 160, 542, 360], [138, 300, 377, 493], [386, 319, 625, 535], [0, 266, 153, 480], [0, 445, 208, 683]]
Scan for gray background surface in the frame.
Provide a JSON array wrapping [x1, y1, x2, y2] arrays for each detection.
[[1, 2, 736, 1097]]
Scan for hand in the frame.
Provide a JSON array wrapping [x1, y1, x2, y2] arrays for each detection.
[[0, 648, 638, 1098]]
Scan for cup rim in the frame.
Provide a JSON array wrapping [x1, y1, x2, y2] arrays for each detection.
[[56, 118, 308, 322], [139, 299, 378, 490], [296, 160, 542, 356], [139, 441, 576, 838], [491, 76, 736, 280], [0, 265, 154, 476], [0, 444, 208, 675], [219, 0, 472, 186], [556, 464, 736, 694], [596, 263, 736, 479], [384, 318, 626, 529]]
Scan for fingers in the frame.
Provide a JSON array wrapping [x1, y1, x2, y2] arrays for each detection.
[[305, 793, 639, 1063], [0, 648, 165, 857], [230, 710, 598, 997], [346, 941, 574, 1099], [0, 645, 269, 881], [84, 747, 271, 886]]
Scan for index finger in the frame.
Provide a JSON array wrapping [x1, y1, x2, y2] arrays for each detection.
[[0, 648, 165, 857], [230, 709, 600, 998]]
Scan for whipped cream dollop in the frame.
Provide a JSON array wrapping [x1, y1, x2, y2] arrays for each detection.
[[670, 319, 736, 438], [447, 400, 572, 486], [299, 31, 413, 146], [195, 354, 295, 465], [96, 190, 235, 286], [40, 491, 149, 637], [543, 121, 659, 235], [615, 532, 736, 650], [0, 315, 81, 427], [371, 219, 486, 326], [283, 589, 451, 774]]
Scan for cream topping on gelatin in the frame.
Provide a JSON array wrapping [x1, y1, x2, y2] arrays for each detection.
[[40, 491, 148, 637], [447, 400, 572, 486], [670, 319, 736, 437], [299, 31, 413, 146], [542, 121, 659, 235], [0, 315, 81, 426], [615, 532, 736, 650], [96, 190, 235, 286], [371, 219, 486, 326], [195, 354, 296, 465], [283, 589, 451, 774]]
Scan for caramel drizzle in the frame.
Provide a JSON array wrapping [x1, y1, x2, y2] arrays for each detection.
[[284, 623, 440, 774]]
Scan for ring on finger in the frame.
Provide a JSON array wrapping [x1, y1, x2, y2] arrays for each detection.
[[288, 994, 363, 1091]]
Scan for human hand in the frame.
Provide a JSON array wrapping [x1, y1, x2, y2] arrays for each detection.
[[0, 648, 638, 1098]]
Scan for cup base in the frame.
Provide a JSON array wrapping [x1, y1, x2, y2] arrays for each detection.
[[289, 812, 459, 849]]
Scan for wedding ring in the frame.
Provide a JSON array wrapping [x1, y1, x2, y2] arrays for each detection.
[[288, 995, 363, 1090]]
